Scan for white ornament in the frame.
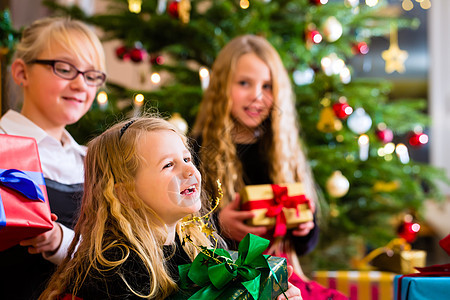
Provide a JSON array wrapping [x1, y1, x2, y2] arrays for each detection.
[[293, 68, 315, 86], [323, 16, 343, 43], [326, 171, 350, 198], [347, 108, 372, 134]]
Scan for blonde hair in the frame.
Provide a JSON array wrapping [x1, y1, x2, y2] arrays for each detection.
[[192, 34, 317, 206], [41, 117, 214, 299], [13, 17, 105, 73]]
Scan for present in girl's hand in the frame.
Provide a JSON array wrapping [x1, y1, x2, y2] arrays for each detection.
[[240, 183, 313, 237], [0, 134, 53, 251]]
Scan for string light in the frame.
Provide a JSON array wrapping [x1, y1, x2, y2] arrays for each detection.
[[199, 66, 210, 90], [240, 0, 250, 9], [96, 91, 108, 110], [365, 0, 378, 7], [150, 72, 161, 84], [128, 0, 142, 13]]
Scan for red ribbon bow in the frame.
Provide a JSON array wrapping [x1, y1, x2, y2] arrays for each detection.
[[241, 184, 310, 237]]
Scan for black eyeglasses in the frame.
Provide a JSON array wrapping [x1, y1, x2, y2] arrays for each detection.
[[28, 59, 106, 86]]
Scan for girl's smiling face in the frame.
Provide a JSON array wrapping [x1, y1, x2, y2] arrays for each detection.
[[134, 130, 202, 225], [230, 52, 274, 131]]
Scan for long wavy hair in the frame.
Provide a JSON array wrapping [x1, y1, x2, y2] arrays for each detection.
[[192, 34, 317, 207], [40, 117, 215, 299]]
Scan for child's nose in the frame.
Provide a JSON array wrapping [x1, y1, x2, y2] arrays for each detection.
[[183, 165, 194, 177]]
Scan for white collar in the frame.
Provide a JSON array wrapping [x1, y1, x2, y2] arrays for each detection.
[[0, 110, 85, 155]]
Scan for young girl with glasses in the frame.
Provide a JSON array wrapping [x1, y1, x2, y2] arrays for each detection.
[[39, 117, 301, 300], [0, 17, 106, 299]]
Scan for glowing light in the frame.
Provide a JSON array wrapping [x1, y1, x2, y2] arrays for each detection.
[[340, 66, 351, 84], [421, 0, 431, 9], [320, 0, 329, 4], [240, 0, 250, 9], [395, 143, 410, 164], [199, 66, 210, 90], [97, 91, 108, 105], [134, 93, 144, 105], [151, 72, 161, 84], [128, 0, 142, 13], [412, 223, 421, 232], [384, 142, 395, 155], [365, 0, 378, 7], [402, 0, 414, 11], [358, 134, 370, 161]]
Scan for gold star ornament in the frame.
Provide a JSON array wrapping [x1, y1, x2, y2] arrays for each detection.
[[382, 24, 408, 74]]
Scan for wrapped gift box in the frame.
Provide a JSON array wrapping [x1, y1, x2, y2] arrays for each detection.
[[240, 183, 313, 236], [313, 270, 397, 300], [169, 234, 288, 300], [394, 275, 450, 300], [0, 134, 53, 251], [370, 249, 426, 274]]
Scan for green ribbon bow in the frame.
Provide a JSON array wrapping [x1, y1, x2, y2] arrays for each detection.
[[178, 234, 273, 300]]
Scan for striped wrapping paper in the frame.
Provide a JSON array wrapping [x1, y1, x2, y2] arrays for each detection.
[[313, 270, 397, 300]]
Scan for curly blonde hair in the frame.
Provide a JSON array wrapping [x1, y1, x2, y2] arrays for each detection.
[[192, 34, 317, 207], [41, 117, 214, 299]]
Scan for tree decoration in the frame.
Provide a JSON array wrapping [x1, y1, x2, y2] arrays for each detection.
[[309, 0, 328, 5], [326, 171, 350, 198], [129, 46, 148, 63], [168, 112, 188, 134], [115, 45, 130, 61], [332, 101, 353, 119], [347, 108, 372, 134], [322, 16, 343, 43], [408, 131, 429, 148], [150, 54, 165, 65], [382, 23, 408, 74], [293, 68, 315, 86], [128, 0, 142, 14], [317, 106, 342, 133], [375, 123, 394, 143], [397, 214, 420, 243], [167, 0, 191, 23], [352, 41, 369, 55], [305, 24, 323, 47]]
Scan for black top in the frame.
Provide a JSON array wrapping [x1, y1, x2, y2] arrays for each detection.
[[72, 234, 191, 299], [0, 179, 83, 300], [192, 136, 319, 256]]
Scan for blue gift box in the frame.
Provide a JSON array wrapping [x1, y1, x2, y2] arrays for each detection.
[[394, 274, 450, 300]]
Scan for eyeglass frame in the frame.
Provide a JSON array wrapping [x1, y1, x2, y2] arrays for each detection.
[[27, 59, 106, 86]]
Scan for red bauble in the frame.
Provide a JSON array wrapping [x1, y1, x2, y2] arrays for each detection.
[[308, 30, 323, 44], [352, 42, 369, 55], [397, 221, 420, 243], [332, 102, 352, 119], [309, 0, 324, 5], [115, 46, 130, 60], [150, 54, 165, 65], [129, 47, 147, 63], [376, 128, 394, 143], [408, 132, 429, 147], [168, 1, 179, 18]]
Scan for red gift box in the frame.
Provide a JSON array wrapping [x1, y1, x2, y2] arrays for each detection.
[[0, 134, 53, 251]]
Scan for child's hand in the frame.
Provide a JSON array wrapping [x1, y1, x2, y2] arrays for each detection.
[[291, 221, 314, 237], [277, 266, 302, 300], [218, 193, 267, 241], [19, 213, 63, 255]]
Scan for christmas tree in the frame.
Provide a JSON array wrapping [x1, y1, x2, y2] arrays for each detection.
[[42, 0, 448, 270]]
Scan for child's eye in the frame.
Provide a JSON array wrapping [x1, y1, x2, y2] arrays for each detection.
[[184, 157, 191, 163], [163, 162, 173, 169], [238, 80, 249, 87], [263, 83, 272, 91]]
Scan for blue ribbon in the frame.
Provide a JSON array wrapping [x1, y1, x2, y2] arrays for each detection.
[[0, 169, 46, 229]]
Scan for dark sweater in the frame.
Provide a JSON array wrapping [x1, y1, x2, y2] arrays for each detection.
[[70, 235, 191, 299]]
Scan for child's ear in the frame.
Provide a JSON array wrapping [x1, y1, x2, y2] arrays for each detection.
[[11, 59, 29, 86]]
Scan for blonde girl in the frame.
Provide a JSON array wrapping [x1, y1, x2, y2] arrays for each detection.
[[192, 35, 346, 300], [0, 17, 105, 298]]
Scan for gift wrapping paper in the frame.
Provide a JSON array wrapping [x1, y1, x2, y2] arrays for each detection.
[[240, 183, 313, 234], [0, 134, 52, 251], [168, 234, 288, 300], [313, 270, 397, 300], [394, 274, 450, 300]]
